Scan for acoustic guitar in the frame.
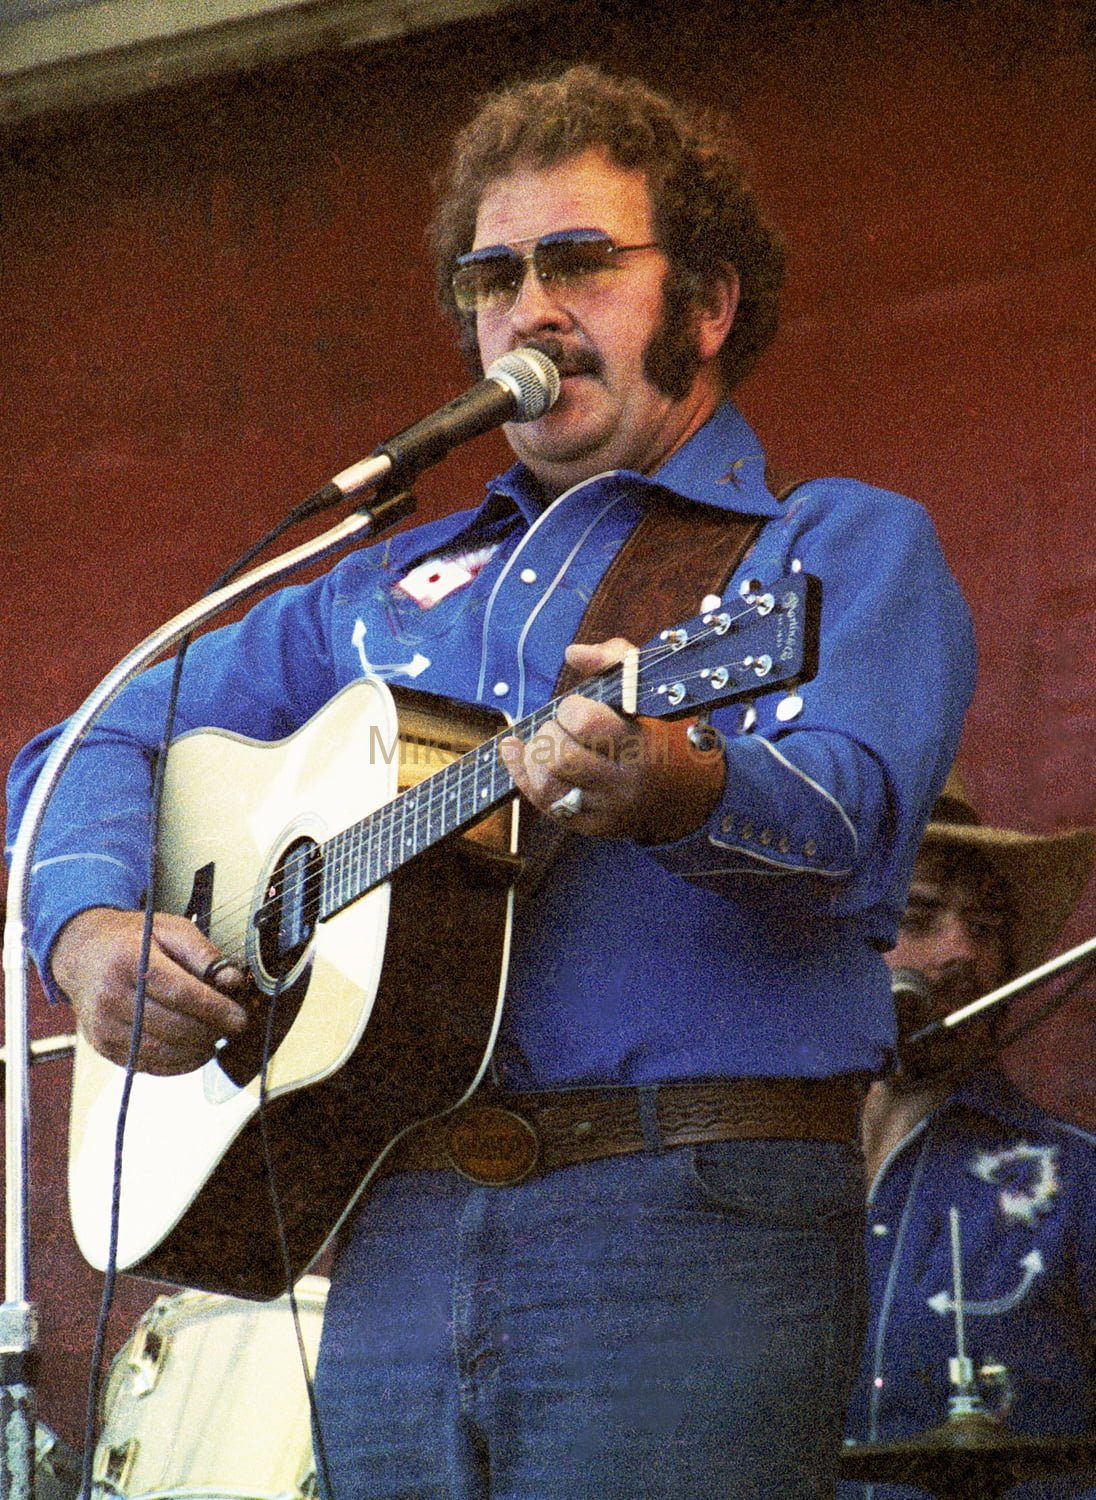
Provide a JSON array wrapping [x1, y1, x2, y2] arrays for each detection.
[[68, 573, 818, 1297]]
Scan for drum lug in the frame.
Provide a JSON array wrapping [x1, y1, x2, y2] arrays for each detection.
[[126, 1313, 168, 1396], [93, 1437, 138, 1492]]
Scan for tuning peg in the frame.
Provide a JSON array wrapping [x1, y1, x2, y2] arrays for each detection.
[[739, 579, 776, 616], [736, 702, 758, 734]]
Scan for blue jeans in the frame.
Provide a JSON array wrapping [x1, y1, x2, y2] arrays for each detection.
[[314, 1137, 866, 1499]]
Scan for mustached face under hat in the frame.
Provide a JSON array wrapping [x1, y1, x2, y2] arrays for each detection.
[[920, 769, 1096, 977]]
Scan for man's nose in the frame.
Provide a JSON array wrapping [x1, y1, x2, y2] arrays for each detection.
[[508, 265, 571, 331], [932, 910, 982, 965]]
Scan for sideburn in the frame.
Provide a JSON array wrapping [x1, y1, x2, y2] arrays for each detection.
[[643, 273, 703, 400]]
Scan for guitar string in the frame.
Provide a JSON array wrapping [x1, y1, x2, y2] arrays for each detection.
[[304, 600, 779, 927], [189, 606, 778, 965], [197, 615, 762, 959], [187, 603, 777, 967], [201, 679, 757, 970]]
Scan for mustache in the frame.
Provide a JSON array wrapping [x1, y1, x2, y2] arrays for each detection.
[[521, 336, 601, 380], [930, 972, 984, 1013]]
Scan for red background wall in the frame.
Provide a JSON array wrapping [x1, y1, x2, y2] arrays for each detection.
[[2, 0, 1094, 1451]]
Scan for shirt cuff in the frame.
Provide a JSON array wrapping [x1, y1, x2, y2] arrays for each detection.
[[25, 852, 142, 1004], [647, 736, 861, 882]]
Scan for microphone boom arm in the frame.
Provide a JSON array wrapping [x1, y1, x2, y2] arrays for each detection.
[[906, 931, 1096, 1045], [1, 483, 414, 1500], [0, 344, 559, 1500]]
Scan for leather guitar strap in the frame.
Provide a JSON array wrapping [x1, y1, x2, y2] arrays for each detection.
[[554, 497, 762, 695], [513, 470, 803, 894], [554, 466, 802, 692]]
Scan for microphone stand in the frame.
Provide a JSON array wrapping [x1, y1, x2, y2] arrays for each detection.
[[1, 482, 414, 1500]]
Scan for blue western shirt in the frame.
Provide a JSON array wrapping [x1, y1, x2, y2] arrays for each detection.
[[6, 401, 974, 1085], [843, 1069, 1096, 1500]]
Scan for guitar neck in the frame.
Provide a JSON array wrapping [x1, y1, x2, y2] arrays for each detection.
[[301, 571, 818, 932], [318, 668, 623, 922]]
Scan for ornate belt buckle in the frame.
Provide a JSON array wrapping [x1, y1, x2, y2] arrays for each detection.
[[446, 1106, 540, 1186]]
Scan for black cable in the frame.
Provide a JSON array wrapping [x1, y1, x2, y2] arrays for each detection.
[[78, 498, 352, 1499], [256, 976, 336, 1500], [79, 625, 187, 1500]]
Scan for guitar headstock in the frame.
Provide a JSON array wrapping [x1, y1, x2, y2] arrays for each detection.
[[624, 571, 820, 723]]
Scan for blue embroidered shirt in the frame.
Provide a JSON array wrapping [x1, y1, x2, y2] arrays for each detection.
[[6, 401, 975, 1085]]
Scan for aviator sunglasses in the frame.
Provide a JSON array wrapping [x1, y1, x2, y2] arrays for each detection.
[[452, 227, 661, 316]]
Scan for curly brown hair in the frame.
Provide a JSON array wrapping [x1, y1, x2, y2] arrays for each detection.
[[430, 64, 785, 393]]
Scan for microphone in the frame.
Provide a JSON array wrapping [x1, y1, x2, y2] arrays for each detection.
[[890, 967, 932, 1010], [890, 967, 945, 1085], [375, 346, 560, 484], [313, 347, 561, 512], [891, 967, 942, 1046]]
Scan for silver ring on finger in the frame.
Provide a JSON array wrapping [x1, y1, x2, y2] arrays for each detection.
[[548, 786, 584, 821]]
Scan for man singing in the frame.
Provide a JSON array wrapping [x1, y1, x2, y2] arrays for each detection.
[[8, 66, 975, 1497]]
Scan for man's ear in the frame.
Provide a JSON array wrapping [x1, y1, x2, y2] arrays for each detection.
[[694, 264, 740, 361]]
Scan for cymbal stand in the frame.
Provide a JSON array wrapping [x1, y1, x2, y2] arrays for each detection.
[[841, 1205, 1096, 1500], [944, 1205, 984, 1420]]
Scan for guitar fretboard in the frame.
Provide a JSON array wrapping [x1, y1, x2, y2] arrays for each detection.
[[293, 573, 813, 929], [318, 669, 623, 921]]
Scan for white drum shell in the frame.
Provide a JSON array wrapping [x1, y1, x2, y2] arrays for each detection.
[[94, 1277, 328, 1500]]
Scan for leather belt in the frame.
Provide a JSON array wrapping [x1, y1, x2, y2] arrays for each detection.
[[379, 1077, 864, 1187]]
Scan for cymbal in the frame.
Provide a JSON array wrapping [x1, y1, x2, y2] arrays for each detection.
[[840, 1413, 1096, 1490]]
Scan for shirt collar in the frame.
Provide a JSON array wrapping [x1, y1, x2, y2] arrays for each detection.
[[936, 1067, 1050, 1134], [485, 400, 783, 524]]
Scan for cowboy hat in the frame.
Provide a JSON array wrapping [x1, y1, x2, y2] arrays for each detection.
[[920, 769, 1096, 977]]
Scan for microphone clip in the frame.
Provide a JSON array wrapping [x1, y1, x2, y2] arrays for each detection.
[[353, 486, 417, 531]]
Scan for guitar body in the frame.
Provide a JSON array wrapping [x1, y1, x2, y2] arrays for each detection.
[[68, 678, 519, 1299]]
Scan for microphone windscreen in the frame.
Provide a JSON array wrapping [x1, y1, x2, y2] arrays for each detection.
[[486, 347, 561, 421], [890, 967, 931, 1004]]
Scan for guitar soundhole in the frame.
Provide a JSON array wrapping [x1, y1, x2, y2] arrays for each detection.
[[210, 835, 319, 1089], [253, 835, 321, 982]]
